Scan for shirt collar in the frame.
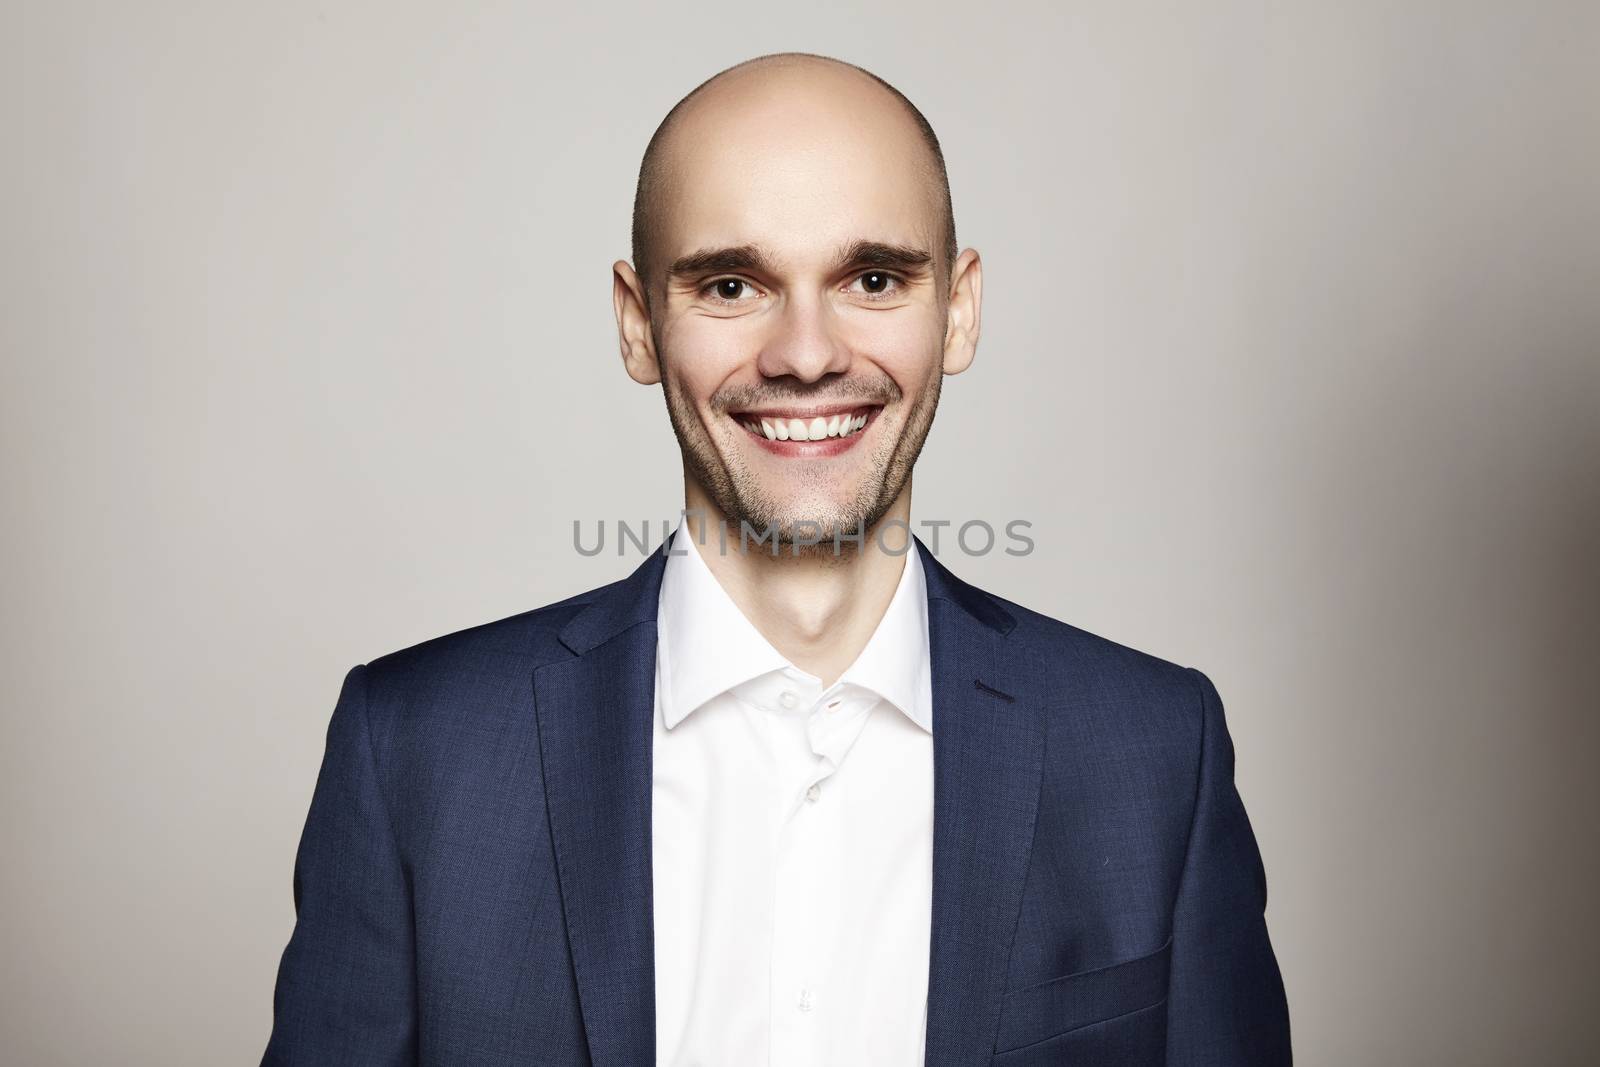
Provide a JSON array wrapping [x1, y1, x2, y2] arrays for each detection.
[[656, 522, 933, 734]]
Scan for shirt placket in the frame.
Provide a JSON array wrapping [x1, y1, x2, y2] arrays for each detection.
[[768, 676, 878, 1067]]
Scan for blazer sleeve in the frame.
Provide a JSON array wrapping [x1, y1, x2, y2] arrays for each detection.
[[262, 664, 418, 1066], [1165, 667, 1292, 1064]]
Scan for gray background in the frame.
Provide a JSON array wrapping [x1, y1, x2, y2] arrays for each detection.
[[4, 1, 1597, 1063]]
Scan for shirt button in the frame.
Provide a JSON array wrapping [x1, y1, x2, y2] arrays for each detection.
[[779, 690, 798, 709], [797, 988, 813, 1012], [805, 783, 821, 803]]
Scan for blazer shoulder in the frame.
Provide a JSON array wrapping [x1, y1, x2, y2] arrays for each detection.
[[356, 574, 626, 698], [982, 586, 1207, 713]]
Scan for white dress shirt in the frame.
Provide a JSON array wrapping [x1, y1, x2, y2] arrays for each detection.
[[651, 523, 935, 1067]]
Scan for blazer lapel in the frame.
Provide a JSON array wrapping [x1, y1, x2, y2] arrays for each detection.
[[531, 536, 1045, 1067], [917, 539, 1047, 1066], [533, 548, 668, 1067]]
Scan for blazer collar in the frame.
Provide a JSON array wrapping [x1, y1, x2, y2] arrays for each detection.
[[534, 535, 1044, 1066], [552, 531, 1010, 647]]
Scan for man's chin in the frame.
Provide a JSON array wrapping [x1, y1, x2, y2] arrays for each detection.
[[718, 502, 892, 553]]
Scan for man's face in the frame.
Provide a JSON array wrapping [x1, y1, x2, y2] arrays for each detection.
[[618, 67, 979, 545]]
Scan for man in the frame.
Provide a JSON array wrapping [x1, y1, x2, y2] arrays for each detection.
[[263, 52, 1291, 1066]]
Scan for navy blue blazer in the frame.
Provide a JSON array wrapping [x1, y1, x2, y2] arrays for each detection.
[[263, 538, 1290, 1065]]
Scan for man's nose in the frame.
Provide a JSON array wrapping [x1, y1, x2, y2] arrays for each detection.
[[754, 297, 852, 383]]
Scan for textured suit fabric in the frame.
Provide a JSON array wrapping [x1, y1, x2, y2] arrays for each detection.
[[263, 538, 1291, 1065]]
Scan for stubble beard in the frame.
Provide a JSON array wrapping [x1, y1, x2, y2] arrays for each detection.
[[660, 370, 942, 553]]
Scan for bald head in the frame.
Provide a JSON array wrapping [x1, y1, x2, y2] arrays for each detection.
[[630, 53, 957, 301]]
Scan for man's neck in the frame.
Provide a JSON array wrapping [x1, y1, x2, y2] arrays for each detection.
[[682, 489, 914, 687]]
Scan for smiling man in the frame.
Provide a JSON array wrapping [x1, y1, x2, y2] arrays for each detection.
[[263, 52, 1291, 1067]]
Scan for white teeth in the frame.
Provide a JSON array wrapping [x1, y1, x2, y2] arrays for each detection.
[[745, 410, 874, 443]]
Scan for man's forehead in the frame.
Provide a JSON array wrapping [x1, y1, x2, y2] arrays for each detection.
[[664, 195, 938, 277], [654, 84, 941, 272]]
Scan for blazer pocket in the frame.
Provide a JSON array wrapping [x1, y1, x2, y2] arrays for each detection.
[[993, 935, 1173, 1053]]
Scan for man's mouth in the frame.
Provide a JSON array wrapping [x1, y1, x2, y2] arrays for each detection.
[[727, 403, 882, 456]]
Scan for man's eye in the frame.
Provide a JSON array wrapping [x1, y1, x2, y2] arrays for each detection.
[[848, 271, 903, 298], [705, 278, 759, 302]]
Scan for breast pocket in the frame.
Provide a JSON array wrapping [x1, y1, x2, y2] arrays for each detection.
[[992, 935, 1172, 1057]]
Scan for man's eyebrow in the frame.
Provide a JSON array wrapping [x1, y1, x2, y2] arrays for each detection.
[[664, 240, 934, 281], [831, 240, 934, 274], [664, 245, 775, 278]]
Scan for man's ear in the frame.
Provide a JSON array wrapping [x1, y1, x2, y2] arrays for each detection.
[[942, 248, 983, 376], [613, 260, 662, 385]]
